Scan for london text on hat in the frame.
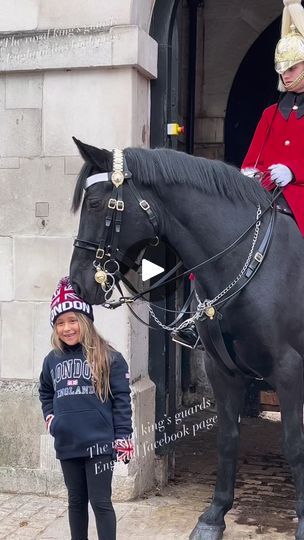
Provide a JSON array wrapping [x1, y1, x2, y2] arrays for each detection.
[[50, 276, 94, 326]]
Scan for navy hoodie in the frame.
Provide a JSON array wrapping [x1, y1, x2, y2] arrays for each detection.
[[39, 344, 132, 460]]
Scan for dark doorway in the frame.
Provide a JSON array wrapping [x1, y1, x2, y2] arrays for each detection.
[[149, 0, 182, 461], [224, 15, 282, 416], [149, 0, 203, 460], [149, 2, 283, 443], [224, 17, 281, 168]]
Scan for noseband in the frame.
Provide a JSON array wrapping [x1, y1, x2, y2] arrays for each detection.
[[73, 149, 159, 303]]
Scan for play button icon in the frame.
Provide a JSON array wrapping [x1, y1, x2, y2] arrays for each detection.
[[141, 259, 165, 282]]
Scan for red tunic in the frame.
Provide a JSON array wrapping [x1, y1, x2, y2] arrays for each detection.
[[242, 104, 304, 235]]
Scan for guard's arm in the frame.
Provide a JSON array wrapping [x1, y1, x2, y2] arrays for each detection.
[[242, 111, 270, 172]]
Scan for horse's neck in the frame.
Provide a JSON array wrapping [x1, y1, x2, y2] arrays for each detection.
[[156, 186, 259, 295]]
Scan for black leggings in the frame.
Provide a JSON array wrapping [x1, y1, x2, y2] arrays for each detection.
[[60, 455, 116, 540]]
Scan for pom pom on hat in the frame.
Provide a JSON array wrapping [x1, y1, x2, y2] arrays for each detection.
[[50, 276, 94, 326]]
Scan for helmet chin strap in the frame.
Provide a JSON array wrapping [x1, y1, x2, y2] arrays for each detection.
[[283, 68, 304, 90]]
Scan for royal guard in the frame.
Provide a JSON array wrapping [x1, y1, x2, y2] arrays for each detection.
[[242, 0, 304, 235]]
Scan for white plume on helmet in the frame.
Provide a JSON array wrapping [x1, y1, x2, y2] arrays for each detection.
[[275, 0, 304, 91]]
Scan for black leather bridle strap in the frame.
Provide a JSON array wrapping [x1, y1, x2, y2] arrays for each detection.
[[104, 259, 184, 309], [198, 207, 276, 378], [115, 280, 195, 330], [109, 186, 123, 257], [95, 187, 118, 259], [245, 208, 275, 278], [74, 239, 99, 252], [166, 289, 195, 328], [73, 237, 142, 271], [117, 260, 183, 301], [204, 319, 239, 374], [128, 179, 159, 236]]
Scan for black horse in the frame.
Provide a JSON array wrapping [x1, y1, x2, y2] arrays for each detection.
[[70, 139, 304, 540]]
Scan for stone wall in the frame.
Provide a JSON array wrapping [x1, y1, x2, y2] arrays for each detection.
[[0, 0, 159, 500], [178, 0, 282, 159]]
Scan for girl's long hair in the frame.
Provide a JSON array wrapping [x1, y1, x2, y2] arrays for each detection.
[[51, 313, 113, 400]]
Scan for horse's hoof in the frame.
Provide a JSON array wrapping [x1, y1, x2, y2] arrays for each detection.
[[189, 522, 225, 540]]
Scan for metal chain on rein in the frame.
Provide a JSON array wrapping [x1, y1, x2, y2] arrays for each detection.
[[148, 204, 262, 332]]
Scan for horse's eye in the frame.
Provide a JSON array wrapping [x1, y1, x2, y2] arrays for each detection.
[[88, 199, 100, 209]]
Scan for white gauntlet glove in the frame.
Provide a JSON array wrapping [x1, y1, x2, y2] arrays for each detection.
[[241, 167, 261, 179], [268, 164, 293, 187]]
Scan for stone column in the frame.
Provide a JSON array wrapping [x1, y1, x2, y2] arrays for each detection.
[[0, 0, 158, 499]]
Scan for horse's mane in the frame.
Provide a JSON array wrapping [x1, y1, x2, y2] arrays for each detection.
[[124, 148, 271, 205], [72, 147, 271, 212]]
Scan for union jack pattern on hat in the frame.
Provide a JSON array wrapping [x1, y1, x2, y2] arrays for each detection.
[[50, 276, 94, 326]]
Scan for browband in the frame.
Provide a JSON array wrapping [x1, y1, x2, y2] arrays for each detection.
[[85, 172, 109, 190]]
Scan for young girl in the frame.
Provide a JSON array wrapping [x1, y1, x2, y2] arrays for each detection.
[[39, 276, 133, 540]]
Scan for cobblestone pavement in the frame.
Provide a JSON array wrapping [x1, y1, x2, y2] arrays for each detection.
[[0, 412, 297, 539]]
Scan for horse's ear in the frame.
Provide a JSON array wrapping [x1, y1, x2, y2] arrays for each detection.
[[72, 137, 112, 171]]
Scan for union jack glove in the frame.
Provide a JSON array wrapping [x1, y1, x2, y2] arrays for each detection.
[[114, 438, 134, 464]]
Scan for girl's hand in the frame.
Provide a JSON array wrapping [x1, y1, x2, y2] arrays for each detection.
[[114, 438, 134, 464], [45, 414, 54, 433]]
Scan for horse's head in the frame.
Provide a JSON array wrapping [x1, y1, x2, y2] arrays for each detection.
[[70, 139, 159, 305]]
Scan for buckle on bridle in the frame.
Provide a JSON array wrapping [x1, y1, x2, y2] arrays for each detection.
[[254, 251, 263, 263], [96, 248, 105, 259], [140, 200, 150, 211], [108, 199, 124, 211], [108, 198, 116, 209], [116, 200, 124, 211]]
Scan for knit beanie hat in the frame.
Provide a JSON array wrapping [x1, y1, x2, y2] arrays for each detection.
[[50, 276, 94, 326]]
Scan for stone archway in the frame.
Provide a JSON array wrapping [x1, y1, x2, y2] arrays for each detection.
[[225, 16, 281, 167]]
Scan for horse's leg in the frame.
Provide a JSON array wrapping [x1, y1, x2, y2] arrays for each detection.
[[189, 355, 245, 540], [275, 354, 304, 540]]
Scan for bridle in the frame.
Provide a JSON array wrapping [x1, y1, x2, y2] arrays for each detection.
[[74, 148, 162, 304], [74, 149, 282, 337]]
